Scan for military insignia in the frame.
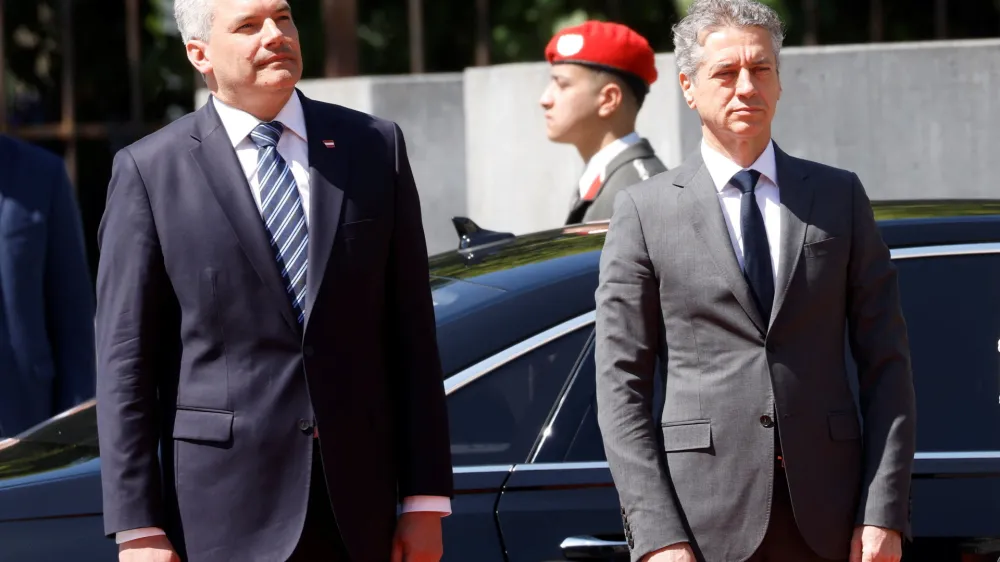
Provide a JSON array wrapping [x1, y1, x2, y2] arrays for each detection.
[[556, 33, 585, 57]]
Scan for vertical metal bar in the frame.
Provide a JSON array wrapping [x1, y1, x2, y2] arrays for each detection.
[[60, 0, 77, 193], [322, 0, 358, 77], [869, 0, 883, 42], [474, 0, 489, 66], [802, 0, 819, 45], [408, 0, 424, 74], [126, 0, 142, 129], [0, 0, 7, 133], [935, 0, 948, 39]]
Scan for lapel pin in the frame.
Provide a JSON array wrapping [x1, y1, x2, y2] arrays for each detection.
[[322, 140, 336, 148]]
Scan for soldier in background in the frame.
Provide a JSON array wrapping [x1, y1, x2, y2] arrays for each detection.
[[540, 20, 667, 225]]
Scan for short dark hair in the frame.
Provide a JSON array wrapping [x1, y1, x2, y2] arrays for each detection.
[[587, 64, 648, 109]]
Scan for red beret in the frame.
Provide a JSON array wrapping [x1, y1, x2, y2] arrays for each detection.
[[544, 20, 658, 89]]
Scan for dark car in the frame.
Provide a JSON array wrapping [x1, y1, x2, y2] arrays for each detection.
[[1, 201, 999, 561]]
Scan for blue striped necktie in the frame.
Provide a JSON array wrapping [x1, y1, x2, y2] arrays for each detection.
[[249, 121, 309, 325]]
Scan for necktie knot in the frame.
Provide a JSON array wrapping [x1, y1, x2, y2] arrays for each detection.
[[250, 121, 284, 149], [730, 168, 762, 195]]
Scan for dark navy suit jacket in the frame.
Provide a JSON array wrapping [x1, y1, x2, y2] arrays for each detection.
[[0, 135, 95, 438], [95, 91, 453, 562]]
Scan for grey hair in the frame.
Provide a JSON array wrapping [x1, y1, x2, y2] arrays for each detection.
[[672, 0, 786, 79], [173, 0, 216, 43]]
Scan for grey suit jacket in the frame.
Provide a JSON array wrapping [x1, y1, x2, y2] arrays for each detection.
[[566, 138, 667, 225], [594, 144, 915, 562]]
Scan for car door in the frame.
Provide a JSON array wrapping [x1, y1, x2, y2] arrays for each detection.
[[889, 247, 1000, 541], [495, 319, 662, 562], [442, 315, 594, 561]]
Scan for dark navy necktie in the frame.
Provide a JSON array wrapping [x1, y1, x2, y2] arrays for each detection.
[[730, 168, 774, 323], [249, 121, 309, 325]]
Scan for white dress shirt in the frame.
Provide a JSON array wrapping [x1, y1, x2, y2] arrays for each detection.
[[213, 95, 313, 223], [116, 95, 450, 545], [578, 131, 641, 198], [699, 139, 781, 284]]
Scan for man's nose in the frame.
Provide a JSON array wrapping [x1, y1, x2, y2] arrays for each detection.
[[539, 88, 553, 109], [261, 19, 285, 46], [735, 67, 756, 97]]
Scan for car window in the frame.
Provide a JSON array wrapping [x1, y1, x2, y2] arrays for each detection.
[[0, 401, 98, 482], [893, 252, 1000, 452], [447, 326, 591, 466]]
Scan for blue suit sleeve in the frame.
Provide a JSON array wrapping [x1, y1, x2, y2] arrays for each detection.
[[43, 159, 97, 412]]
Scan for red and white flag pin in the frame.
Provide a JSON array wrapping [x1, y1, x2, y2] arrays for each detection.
[[322, 139, 336, 148]]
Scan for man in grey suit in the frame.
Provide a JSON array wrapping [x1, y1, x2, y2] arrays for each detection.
[[594, 1, 915, 562]]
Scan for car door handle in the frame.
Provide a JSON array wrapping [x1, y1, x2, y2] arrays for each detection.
[[560, 535, 629, 560]]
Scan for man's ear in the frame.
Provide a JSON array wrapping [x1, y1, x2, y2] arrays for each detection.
[[679, 72, 696, 109], [597, 81, 624, 118], [186, 40, 213, 76]]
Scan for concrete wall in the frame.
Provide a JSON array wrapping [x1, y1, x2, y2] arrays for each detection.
[[198, 38, 1000, 254]]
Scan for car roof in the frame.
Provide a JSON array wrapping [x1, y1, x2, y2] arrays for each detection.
[[430, 199, 1000, 292]]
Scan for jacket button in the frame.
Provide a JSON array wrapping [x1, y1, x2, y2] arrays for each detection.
[[760, 415, 774, 428], [298, 419, 314, 432]]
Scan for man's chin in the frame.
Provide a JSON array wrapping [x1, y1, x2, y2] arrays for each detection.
[[546, 130, 570, 144], [257, 71, 300, 90], [726, 120, 769, 139]]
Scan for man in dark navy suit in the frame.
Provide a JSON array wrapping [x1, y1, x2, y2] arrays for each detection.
[[0, 135, 95, 438], [95, 1, 453, 561]]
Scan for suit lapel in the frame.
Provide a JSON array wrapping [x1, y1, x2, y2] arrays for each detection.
[[769, 144, 814, 327], [679, 152, 768, 334], [604, 138, 656, 178], [188, 99, 300, 333], [299, 93, 349, 326]]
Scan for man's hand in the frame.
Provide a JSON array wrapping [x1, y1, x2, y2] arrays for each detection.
[[641, 542, 696, 562], [119, 535, 179, 562], [850, 525, 902, 562], [391, 512, 444, 562]]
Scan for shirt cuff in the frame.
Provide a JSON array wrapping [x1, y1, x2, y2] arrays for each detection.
[[401, 495, 452, 516], [116, 527, 166, 544]]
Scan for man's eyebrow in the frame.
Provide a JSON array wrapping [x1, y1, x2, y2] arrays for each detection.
[[709, 60, 737, 72], [709, 56, 774, 72]]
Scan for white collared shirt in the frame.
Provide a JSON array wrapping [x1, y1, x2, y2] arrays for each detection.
[[700, 139, 781, 284], [212, 94, 313, 225], [578, 132, 641, 199]]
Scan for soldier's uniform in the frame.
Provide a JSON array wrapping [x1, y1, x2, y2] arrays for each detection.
[[544, 21, 668, 225]]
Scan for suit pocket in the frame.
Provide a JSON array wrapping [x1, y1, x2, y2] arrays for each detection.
[[339, 219, 375, 240], [827, 410, 861, 441], [172, 407, 234, 443], [661, 419, 712, 452], [803, 236, 846, 259]]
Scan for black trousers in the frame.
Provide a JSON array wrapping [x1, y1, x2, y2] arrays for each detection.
[[746, 438, 846, 562], [286, 441, 351, 562]]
